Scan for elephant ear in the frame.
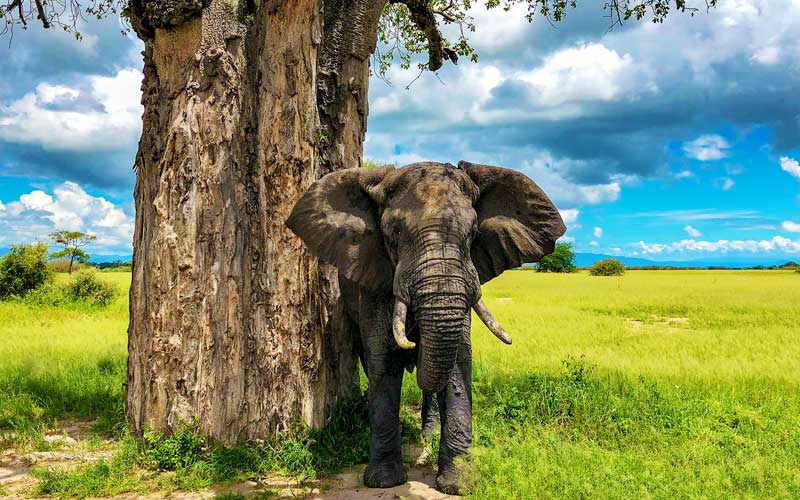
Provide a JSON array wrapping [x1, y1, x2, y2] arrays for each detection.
[[287, 167, 394, 290], [460, 160, 567, 283]]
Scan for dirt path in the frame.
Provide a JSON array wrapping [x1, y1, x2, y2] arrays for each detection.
[[0, 422, 458, 500]]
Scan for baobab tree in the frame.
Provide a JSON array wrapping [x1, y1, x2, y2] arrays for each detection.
[[1, 0, 717, 442]]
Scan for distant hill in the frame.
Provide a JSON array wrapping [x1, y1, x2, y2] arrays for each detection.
[[574, 253, 792, 269]]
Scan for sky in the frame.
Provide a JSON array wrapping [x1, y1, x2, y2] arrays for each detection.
[[1, 0, 799, 263]]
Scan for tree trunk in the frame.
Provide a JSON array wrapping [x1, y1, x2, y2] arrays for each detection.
[[126, 0, 385, 442]]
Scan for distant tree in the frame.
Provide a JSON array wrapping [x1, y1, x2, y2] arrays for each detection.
[[0, 243, 53, 299], [49, 230, 96, 274], [590, 258, 626, 276], [538, 242, 577, 273]]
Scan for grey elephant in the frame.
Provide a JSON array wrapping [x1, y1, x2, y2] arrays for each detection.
[[287, 161, 565, 494]]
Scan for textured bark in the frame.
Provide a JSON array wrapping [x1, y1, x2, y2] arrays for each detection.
[[127, 0, 386, 442]]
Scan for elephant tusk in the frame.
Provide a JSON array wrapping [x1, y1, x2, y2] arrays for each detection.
[[393, 300, 416, 350], [473, 298, 513, 345]]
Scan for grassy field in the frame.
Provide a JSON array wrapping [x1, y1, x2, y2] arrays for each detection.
[[1, 270, 799, 498]]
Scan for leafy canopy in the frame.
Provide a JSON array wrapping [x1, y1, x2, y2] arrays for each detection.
[[537, 242, 576, 273], [49, 230, 97, 272]]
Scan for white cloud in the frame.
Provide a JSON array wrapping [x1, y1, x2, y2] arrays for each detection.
[[0, 68, 142, 153], [682, 135, 731, 161], [674, 170, 695, 180], [464, 3, 530, 53], [636, 236, 800, 255], [752, 46, 780, 65], [721, 178, 735, 191], [0, 182, 133, 254], [684, 225, 703, 238], [780, 156, 800, 179], [519, 155, 622, 207], [783, 221, 800, 233], [590, 241, 599, 247], [559, 209, 580, 226], [593, 227, 603, 238], [560, 236, 576, 244], [516, 43, 637, 107], [625, 209, 761, 222]]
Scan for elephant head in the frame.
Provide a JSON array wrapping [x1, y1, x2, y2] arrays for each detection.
[[287, 161, 566, 393]]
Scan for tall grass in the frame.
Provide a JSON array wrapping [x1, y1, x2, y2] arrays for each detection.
[[2, 270, 799, 498], [0, 273, 129, 444]]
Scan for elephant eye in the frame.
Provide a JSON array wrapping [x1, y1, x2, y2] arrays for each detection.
[[392, 225, 402, 236]]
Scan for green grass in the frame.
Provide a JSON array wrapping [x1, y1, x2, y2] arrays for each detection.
[[2, 270, 799, 498], [0, 272, 129, 445]]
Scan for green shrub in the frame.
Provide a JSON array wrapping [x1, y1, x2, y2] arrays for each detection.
[[0, 243, 53, 299], [537, 242, 577, 273], [589, 258, 626, 276], [65, 271, 116, 306], [20, 282, 70, 307]]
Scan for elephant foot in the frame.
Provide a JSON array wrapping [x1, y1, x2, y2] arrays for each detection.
[[363, 461, 407, 488], [435, 462, 472, 496]]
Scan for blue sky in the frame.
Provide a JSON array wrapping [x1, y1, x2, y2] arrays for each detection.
[[1, 1, 800, 263]]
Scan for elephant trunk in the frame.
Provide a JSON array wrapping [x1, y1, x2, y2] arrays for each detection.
[[415, 295, 470, 393], [408, 250, 473, 393]]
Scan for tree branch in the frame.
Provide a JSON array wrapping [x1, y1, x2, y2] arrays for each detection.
[[389, 0, 458, 71], [33, 0, 49, 28]]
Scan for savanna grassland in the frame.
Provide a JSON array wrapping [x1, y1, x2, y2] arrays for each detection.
[[1, 270, 799, 499]]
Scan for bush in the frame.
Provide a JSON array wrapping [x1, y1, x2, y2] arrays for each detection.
[[0, 243, 53, 299], [65, 271, 117, 306], [589, 258, 626, 276], [537, 242, 577, 273]]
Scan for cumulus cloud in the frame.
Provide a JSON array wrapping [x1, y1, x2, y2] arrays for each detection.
[[684, 225, 703, 238], [783, 221, 800, 233], [0, 182, 133, 254], [781, 156, 800, 179], [369, 0, 800, 195], [0, 68, 142, 189], [593, 227, 603, 238], [0, 68, 142, 152], [559, 209, 580, 226], [514, 43, 638, 108], [683, 135, 731, 161], [636, 236, 800, 255]]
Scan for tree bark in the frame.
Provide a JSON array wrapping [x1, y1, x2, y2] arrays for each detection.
[[126, 0, 385, 442]]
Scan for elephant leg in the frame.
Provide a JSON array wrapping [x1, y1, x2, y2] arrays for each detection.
[[363, 359, 406, 488], [360, 292, 407, 489], [421, 392, 440, 438], [435, 339, 472, 495]]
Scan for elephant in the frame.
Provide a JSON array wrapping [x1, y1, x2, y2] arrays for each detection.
[[286, 161, 565, 494]]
